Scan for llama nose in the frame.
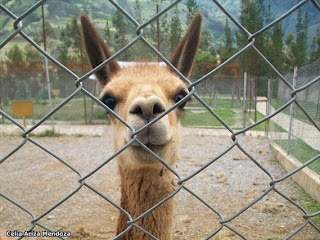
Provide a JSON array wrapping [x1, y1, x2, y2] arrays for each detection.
[[129, 96, 166, 122]]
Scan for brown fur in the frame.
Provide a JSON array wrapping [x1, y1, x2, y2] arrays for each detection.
[[81, 12, 202, 239], [116, 167, 174, 240]]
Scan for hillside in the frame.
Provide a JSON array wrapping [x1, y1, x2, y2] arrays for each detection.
[[1, 0, 319, 54]]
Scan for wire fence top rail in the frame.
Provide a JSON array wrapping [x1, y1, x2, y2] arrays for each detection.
[[0, 0, 319, 239]]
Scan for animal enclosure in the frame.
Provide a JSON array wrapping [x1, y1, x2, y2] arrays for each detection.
[[1, 0, 320, 239]]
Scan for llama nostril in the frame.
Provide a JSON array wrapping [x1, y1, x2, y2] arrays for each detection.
[[153, 103, 165, 115], [129, 97, 166, 121], [130, 105, 143, 115]]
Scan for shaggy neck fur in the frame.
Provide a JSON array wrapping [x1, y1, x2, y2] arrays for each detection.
[[116, 167, 175, 240]]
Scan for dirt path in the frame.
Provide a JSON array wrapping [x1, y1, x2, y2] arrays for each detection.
[[0, 127, 319, 239]]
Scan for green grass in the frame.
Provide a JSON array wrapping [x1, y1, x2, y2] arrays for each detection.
[[182, 109, 235, 127], [188, 96, 242, 109], [298, 188, 320, 227], [1, 97, 108, 124], [249, 111, 287, 132], [275, 139, 320, 174], [2, 99, 236, 127], [30, 129, 64, 137], [271, 99, 319, 124]]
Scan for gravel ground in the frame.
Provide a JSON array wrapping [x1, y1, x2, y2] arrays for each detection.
[[0, 126, 319, 240]]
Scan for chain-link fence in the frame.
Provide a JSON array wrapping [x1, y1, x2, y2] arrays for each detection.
[[1, 0, 320, 239], [266, 59, 320, 172]]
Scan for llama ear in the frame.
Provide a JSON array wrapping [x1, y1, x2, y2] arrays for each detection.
[[81, 14, 120, 87], [170, 12, 202, 77]]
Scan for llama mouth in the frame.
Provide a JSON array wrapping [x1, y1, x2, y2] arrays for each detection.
[[130, 143, 167, 164], [133, 142, 165, 153]]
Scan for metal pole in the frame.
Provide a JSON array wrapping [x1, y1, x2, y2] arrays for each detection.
[[266, 77, 271, 137], [45, 57, 55, 131], [287, 66, 298, 154], [42, 3, 54, 131], [89, 79, 97, 124], [80, 35, 88, 124], [156, 4, 160, 52], [41, 4, 46, 52], [243, 72, 247, 130], [254, 77, 257, 122]]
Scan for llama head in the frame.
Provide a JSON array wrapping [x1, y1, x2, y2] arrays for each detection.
[[81, 13, 202, 170]]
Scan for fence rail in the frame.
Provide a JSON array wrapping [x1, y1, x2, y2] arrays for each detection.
[[1, 0, 320, 239]]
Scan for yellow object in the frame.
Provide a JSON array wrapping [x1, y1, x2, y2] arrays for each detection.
[[52, 89, 60, 98], [12, 101, 33, 127]]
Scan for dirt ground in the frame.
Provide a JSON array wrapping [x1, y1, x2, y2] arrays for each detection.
[[0, 126, 319, 240]]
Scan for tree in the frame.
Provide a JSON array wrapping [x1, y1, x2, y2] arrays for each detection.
[[236, 0, 266, 75], [285, 9, 309, 69], [196, 29, 218, 63], [25, 44, 42, 68], [170, 6, 183, 54], [112, 10, 128, 56], [134, 0, 143, 23], [294, 9, 309, 67], [33, 22, 56, 47], [58, 15, 81, 63], [6, 44, 25, 69], [186, 0, 198, 25], [220, 18, 235, 62], [310, 28, 320, 62], [284, 33, 297, 70], [159, 13, 171, 57], [104, 20, 111, 43], [5, 44, 26, 100], [270, 22, 284, 72]]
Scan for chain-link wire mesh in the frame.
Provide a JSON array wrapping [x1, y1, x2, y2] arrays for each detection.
[[1, 0, 320, 239]]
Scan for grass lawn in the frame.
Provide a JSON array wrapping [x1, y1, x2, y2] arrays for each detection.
[[275, 139, 320, 174], [188, 96, 242, 109], [182, 109, 235, 127], [298, 188, 320, 227], [271, 99, 319, 124], [249, 111, 287, 132], [1, 96, 107, 124]]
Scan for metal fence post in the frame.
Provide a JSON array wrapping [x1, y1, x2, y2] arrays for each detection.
[[287, 66, 298, 154], [266, 77, 271, 137], [243, 72, 247, 130], [44, 56, 55, 131]]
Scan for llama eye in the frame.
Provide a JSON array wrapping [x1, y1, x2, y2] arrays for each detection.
[[175, 92, 188, 109], [101, 95, 117, 110]]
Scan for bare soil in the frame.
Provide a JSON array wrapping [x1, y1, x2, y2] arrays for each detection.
[[0, 127, 319, 240]]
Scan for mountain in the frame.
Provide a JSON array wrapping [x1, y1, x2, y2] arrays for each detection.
[[1, 0, 319, 49]]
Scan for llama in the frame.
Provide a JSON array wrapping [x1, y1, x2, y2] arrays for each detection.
[[81, 12, 202, 240]]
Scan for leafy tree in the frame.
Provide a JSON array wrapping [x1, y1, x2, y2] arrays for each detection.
[[236, 0, 267, 75], [197, 29, 218, 63], [134, 0, 144, 23], [25, 44, 42, 67], [4, 44, 26, 100], [6, 44, 25, 69], [310, 28, 320, 62], [220, 18, 235, 62], [170, 6, 183, 54], [58, 15, 81, 63], [186, 0, 198, 25], [284, 33, 297, 69], [284, 9, 309, 69], [33, 22, 56, 47], [104, 20, 111, 43], [270, 22, 284, 72], [294, 9, 309, 67], [159, 13, 171, 57], [112, 10, 128, 58]]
